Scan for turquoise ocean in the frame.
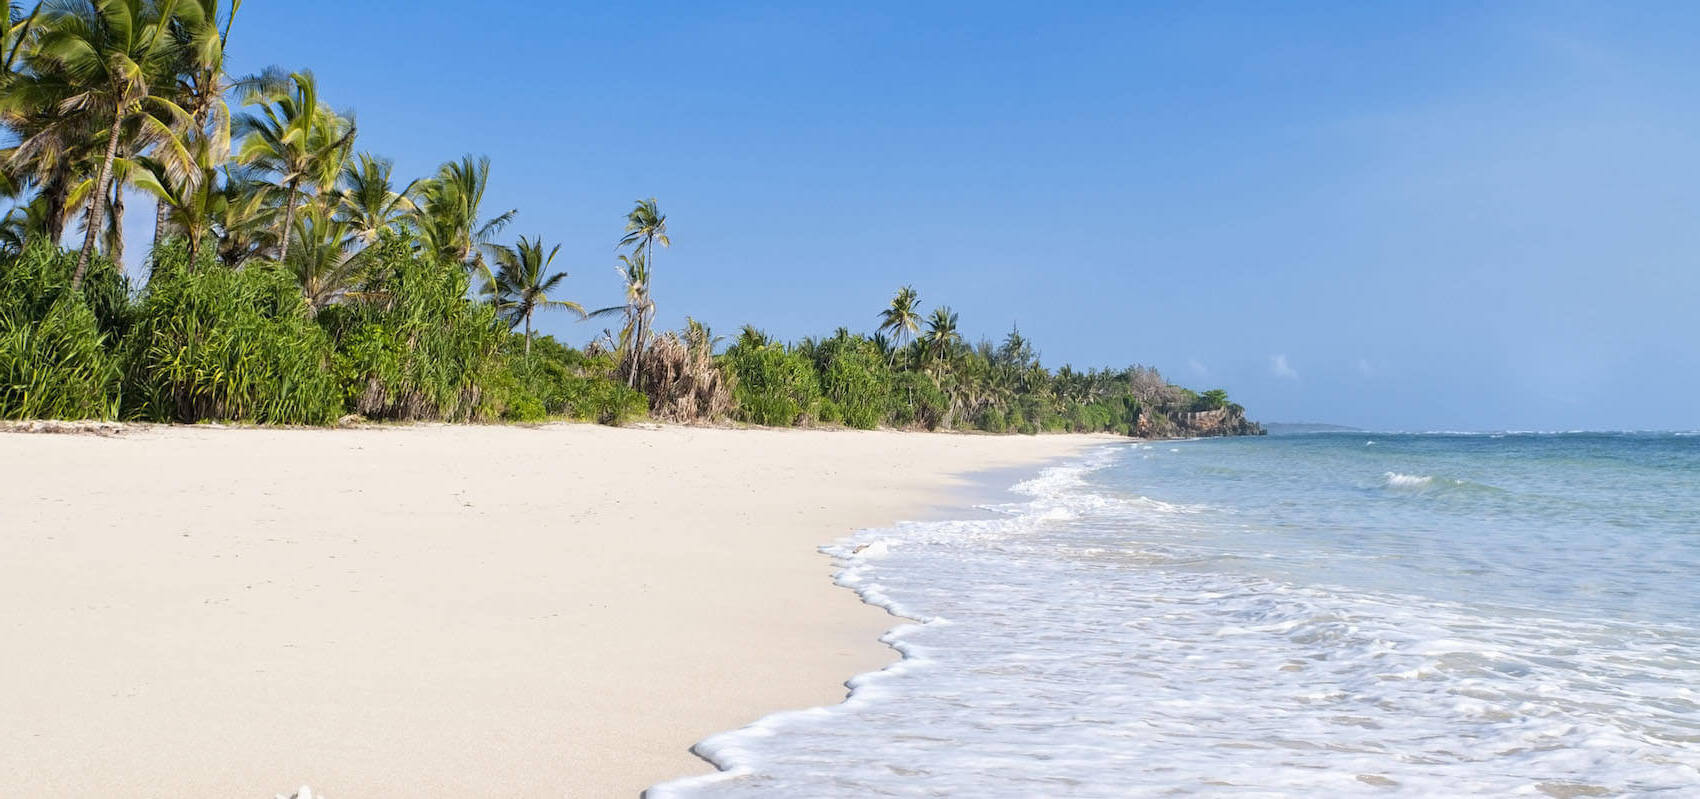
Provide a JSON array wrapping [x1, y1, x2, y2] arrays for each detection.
[[653, 432, 1700, 797]]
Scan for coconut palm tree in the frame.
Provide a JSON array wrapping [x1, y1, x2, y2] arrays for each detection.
[[24, 0, 198, 288], [588, 250, 653, 386], [130, 138, 226, 263], [921, 306, 961, 365], [877, 285, 922, 365], [334, 152, 416, 244], [151, 0, 250, 246], [412, 154, 512, 272], [286, 201, 364, 311], [235, 69, 353, 264], [484, 235, 585, 354]]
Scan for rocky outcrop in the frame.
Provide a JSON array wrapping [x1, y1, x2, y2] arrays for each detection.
[[1136, 405, 1264, 438]]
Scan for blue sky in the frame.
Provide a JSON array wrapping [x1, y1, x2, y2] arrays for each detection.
[[124, 1, 1700, 431]]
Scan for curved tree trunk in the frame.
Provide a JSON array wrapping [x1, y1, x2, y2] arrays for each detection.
[[73, 117, 125, 290]]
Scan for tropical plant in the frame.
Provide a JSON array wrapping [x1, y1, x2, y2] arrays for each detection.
[[877, 285, 921, 363], [484, 235, 583, 353], [21, 0, 199, 287], [235, 69, 353, 263], [413, 154, 512, 271]]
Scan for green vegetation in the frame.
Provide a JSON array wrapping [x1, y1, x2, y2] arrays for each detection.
[[0, 1, 1258, 438]]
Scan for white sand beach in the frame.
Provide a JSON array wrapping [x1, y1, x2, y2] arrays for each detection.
[[0, 424, 1108, 797]]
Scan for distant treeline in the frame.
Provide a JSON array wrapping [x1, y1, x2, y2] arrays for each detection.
[[0, 1, 1258, 437]]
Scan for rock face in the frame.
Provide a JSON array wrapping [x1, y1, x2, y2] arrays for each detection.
[[1136, 405, 1265, 438]]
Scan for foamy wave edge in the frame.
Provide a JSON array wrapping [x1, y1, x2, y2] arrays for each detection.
[[641, 443, 1130, 797]]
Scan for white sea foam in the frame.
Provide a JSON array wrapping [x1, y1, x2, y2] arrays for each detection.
[[1382, 471, 1434, 488], [649, 438, 1700, 797]]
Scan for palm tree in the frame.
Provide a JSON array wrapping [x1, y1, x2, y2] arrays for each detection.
[[334, 152, 416, 244], [152, 0, 250, 246], [588, 250, 653, 386], [286, 201, 364, 311], [130, 132, 228, 263], [25, 0, 198, 288], [413, 154, 512, 271], [877, 285, 922, 365], [211, 165, 274, 266], [235, 69, 353, 264], [921, 306, 961, 365], [484, 235, 585, 354]]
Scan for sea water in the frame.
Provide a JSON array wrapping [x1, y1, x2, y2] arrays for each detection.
[[650, 433, 1700, 797]]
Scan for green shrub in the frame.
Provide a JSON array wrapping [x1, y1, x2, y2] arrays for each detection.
[[889, 371, 948, 430], [814, 397, 842, 425], [122, 248, 339, 424], [815, 337, 890, 430], [0, 245, 126, 419], [722, 339, 818, 426], [320, 243, 506, 421], [0, 294, 121, 419]]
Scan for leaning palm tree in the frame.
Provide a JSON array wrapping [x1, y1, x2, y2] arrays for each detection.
[[921, 306, 961, 365], [235, 69, 354, 263], [484, 235, 585, 354], [588, 250, 653, 386], [412, 154, 512, 272], [24, 0, 198, 287], [877, 285, 922, 365], [334, 152, 416, 244]]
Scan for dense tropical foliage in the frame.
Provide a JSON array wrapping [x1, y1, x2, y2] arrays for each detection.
[[0, 1, 1257, 437]]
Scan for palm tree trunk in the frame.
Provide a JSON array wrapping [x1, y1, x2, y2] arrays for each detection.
[[524, 314, 532, 355], [276, 179, 299, 263], [73, 117, 124, 290], [153, 198, 167, 250], [109, 183, 124, 270]]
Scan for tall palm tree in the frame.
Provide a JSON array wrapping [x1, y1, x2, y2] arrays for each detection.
[[412, 154, 512, 271], [484, 235, 585, 354], [921, 306, 961, 365], [235, 69, 353, 264], [618, 196, 667, 275], [877, 285, 922, 365], [26, 0, 198, 288], [334, 151, 415, 244], [152, 0, 249, 246], [588, 250, 653, 386]]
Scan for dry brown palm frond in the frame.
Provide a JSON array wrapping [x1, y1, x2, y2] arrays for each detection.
[[634, 325, 732, 424]]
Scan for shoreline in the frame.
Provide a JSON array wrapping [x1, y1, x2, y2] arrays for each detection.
[[0, 422, 1113, 796], [654, 442, 1122, 796]]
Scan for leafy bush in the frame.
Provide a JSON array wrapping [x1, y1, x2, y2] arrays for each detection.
[[722, 338, 818, 426], [0, 245, 125, 419], [123, 250, 341, 424], [320, 243, 506, 421], [814, 335, 891, 430]]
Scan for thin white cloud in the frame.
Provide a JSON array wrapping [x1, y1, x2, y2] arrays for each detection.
[[1270, 354, 1299, 380], [1357, 358, 1375, 378], [1188, 358, 1208, 376]]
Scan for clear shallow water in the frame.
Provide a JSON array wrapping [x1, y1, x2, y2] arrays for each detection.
[[650, 433, 1700, 797]]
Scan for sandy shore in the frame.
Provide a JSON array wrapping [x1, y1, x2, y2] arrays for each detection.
[[0, 423, 1109, 797]]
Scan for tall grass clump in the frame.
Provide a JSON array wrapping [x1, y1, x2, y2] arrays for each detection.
[[721, 326, 818, 426], [122, 245, 340, 424], [0, 244, 125, 419], [805, 330, 891, 429], [320, 241, 507, 421]]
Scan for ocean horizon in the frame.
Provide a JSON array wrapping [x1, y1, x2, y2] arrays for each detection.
[[654, 432, 1700, 797]]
